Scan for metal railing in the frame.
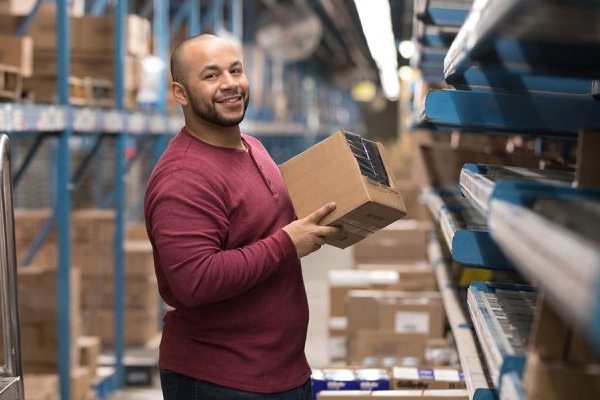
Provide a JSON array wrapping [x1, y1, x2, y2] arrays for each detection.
[[0, 134, 24, 399]]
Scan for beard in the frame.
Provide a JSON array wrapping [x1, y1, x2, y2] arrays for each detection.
[[188, 89, 250, 128]]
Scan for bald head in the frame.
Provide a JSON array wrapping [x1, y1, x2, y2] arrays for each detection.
[[170, 34, 230, 84]]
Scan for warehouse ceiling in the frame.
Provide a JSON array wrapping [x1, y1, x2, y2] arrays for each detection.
[[130, 0, 411, 92]]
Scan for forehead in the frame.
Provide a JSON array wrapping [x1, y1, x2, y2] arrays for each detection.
[[184, 39, 241, 71]]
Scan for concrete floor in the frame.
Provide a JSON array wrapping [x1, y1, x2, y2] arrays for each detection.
[[110, 245, 353, 399]]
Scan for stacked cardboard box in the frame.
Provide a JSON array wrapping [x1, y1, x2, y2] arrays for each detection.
[[345, 290, 445, 363], [353, 220, 432, 265], [0, 5, 150, 107], [522, 299, 600, 399], [317, 389, 468, 399], [14, 209, 160, 345]]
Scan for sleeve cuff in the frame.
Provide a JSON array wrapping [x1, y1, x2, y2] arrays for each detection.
[[274, 229, 298, 261]]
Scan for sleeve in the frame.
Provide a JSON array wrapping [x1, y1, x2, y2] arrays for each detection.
[[147, 170, 297, 308]]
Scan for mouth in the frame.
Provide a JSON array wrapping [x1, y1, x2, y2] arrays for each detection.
[[215, 94, 243, 107]]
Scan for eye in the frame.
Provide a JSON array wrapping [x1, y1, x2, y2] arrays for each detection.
[[204, 73, 217, 80], [231, 68, 243, 75]]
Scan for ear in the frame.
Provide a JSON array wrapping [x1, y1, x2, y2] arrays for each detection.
[[172, 82, 189, 106]]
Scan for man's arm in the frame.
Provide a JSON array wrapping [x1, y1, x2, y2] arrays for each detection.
[[148, 173, 340, 308]]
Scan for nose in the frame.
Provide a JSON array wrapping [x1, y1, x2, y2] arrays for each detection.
[[220, 71, 237, 90]]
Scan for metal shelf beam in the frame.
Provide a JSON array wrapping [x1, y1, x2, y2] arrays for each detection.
[[424, 89, 600, 135], [427, 234, 494, 400], [423, 186, 511, 269]]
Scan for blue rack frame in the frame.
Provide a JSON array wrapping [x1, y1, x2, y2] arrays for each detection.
[[423, 186, 511, 269]]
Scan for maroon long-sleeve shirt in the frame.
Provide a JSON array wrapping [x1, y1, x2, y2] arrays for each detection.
[[144, 128, 310, 392]]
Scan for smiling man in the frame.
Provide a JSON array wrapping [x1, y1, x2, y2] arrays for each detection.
[[144, 34, 342, 400]]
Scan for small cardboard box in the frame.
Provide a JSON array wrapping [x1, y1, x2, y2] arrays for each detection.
[[0, 0, 36, 15], [371, 390, 468, 399], [78, 14, 150, 56], [280, 130, 406, 249], [346, 290, 445, 338], [353, 220, 431, 264], [391, 367, 465, 390], [355, 263, 436, 291], [318, 392, 372, 400], [0, 34, 32, 76], [523, 351, 600, 400], [347, 331, 426, 363]]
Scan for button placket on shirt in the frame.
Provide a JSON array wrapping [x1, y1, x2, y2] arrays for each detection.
[[247, 147, 278, 198]]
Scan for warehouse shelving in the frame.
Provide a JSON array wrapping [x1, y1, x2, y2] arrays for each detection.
[[422, 185, 510, 268], [499, 372, 526, 400], [467, 282, 537, 389], [6, 1, 362, 399], [443, 0, 600, 82], [415, 0, 473, 28], [488, 190, 600, 349], [427, 233, 495, 400], [458, 163, 574, 215]]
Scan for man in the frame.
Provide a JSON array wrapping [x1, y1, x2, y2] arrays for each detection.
[[144, 34, 342, 400]]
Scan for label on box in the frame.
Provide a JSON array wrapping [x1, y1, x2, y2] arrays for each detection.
[[433, 369, 462, 382], [329, 336, 346, 360], [395, 311, 430, 334]]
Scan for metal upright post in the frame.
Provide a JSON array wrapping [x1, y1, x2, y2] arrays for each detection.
[[188, 0, 201, 37], [212, 0, 224, 35], [152, 0, 170, 163], [230, 0, 242, 39], [56, 1, 72, 399], [114, 0, 128, 388]]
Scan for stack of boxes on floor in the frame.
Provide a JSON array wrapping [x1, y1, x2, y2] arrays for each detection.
[[0, 2, 149, 107], [319, 197, 466, 399], [8, 208, 159, 400]]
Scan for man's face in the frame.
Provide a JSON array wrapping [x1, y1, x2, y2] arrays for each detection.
[[182, 40, 250, 127]]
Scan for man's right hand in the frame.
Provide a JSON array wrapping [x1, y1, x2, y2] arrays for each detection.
[[282, 202, 344, 258]]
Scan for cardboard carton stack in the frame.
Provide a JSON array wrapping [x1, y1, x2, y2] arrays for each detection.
[[317, 389, 468, 399], [14, 209, 160, 346], [0, 267, 96, 400], [0, 4, 149, 107], [522, 299, 600, 400]]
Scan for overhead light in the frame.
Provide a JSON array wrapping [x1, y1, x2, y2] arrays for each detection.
[[398, 66, 413, 81], [351, 81, 377, 102], [354, 0, 399, 101], [398, 40, 415, 59]]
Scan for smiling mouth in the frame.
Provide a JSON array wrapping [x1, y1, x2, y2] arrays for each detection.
[[215, 94, 243, 104]]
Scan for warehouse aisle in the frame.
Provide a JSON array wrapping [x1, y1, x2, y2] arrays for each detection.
[[110, 245, 353, 399]]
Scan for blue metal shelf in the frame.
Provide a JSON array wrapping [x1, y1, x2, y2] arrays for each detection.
[[499, 372, 527, 400], [415, 0, 473, 27], [467, 282, 537, 390], [459, 164, 575, 215], [423, 89, 600, 135], [423, 186, 511, 269], [444, 0, 600, 82], [488, 190, 600, 351], [427, 233, 496, 400]]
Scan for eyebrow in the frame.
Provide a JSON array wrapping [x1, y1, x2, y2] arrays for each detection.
[[200, 61, 243, 75]]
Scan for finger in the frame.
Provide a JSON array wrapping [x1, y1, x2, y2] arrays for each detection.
[[314, 226, 344, 237], [307, 202, 336, 224], [314, 236, 326, 246]]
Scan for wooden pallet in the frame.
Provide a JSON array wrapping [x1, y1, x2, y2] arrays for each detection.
[[0, 63, 23, 101], [84, 77, 115, 108], [23, 76, 93, 106]]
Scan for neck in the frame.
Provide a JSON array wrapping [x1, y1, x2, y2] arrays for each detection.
[[184, 114, 244, 150]]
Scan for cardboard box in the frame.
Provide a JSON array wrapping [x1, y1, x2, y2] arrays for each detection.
[[23, 374, 59, 400], [355, 263, 436, 291], [318, 392, 372, 400], [87, 308, 158, 345], [0, 0, 36, 15], [353, 220, 431, 264], [280, 130, 406, 249], [391, 367, 465, 390], [0, 34, 33, 76], [78, 336, 101, 379], [28, 10, 82, 51], [347, 331, 426, 363], [329, 270, 400, 317], [523, 351, 600, 400], [78, 14, 150, 56], [329, 334, 347, 362], [126, 222, 149, 241], [346, 290, 445, 338], [373, 390, 468, 399]]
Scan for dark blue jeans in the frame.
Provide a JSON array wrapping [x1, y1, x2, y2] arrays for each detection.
[[160, 369, 312, 400]]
